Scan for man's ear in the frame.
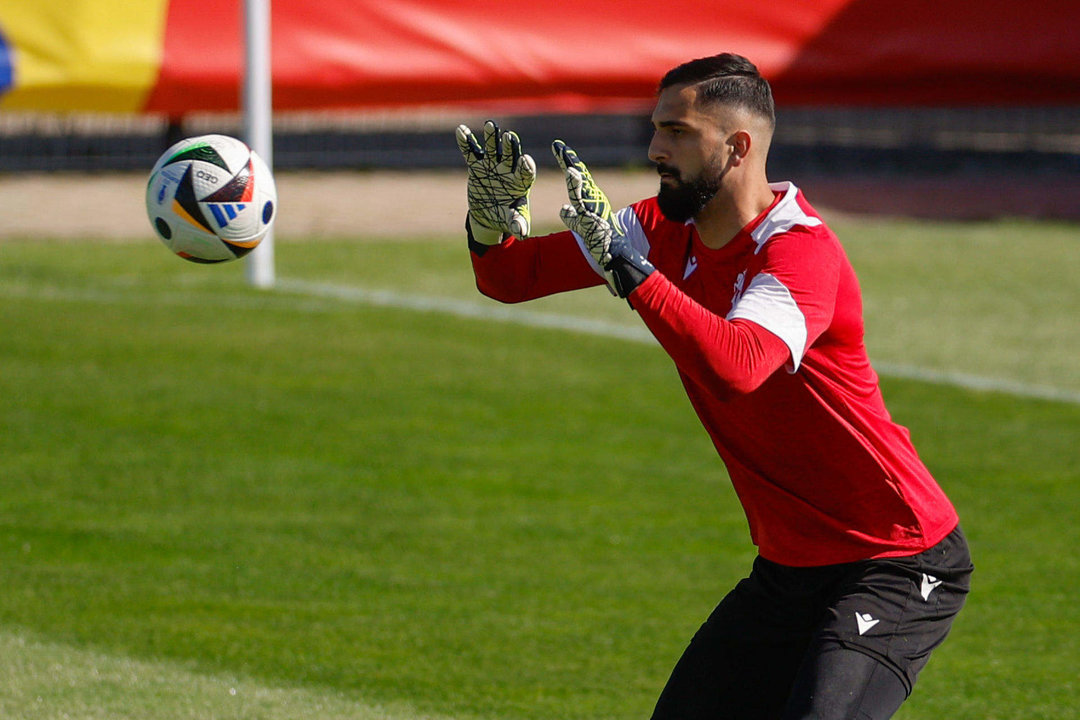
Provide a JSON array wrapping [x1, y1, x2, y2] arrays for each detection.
[[729, 130, 752, 166]]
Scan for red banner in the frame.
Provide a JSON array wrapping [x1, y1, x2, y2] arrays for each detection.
[[5, 1, 1077, 114]]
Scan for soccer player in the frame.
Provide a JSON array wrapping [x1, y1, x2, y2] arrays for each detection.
[[455, 53, 972, 719]]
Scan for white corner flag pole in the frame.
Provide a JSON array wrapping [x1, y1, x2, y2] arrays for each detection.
[[243, 0, 275, 288]]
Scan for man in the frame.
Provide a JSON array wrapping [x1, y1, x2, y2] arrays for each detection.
[[455, 53, 972, 719]]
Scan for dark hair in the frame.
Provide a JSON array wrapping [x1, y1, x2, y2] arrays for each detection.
[[659, 53, 775, 128]]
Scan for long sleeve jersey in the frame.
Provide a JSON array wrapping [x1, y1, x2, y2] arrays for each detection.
[[470, 181, 958, 567]]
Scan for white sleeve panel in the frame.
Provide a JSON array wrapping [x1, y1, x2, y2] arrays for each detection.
[[726, 273, 809, 372], [571, 205, 649, 280]]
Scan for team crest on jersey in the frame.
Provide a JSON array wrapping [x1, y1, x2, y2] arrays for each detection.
[[731, 270, 747, 307]]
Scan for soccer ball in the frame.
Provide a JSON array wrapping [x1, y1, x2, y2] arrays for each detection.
[[146, 134, 277, 263]]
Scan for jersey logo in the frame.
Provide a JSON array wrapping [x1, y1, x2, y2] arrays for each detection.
[[920, 573, 943, 601], [855, 612, 880, 635], [683, 255, 698, 279]]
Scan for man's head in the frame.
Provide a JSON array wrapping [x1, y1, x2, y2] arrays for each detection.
[[649, 54, 775, 222]]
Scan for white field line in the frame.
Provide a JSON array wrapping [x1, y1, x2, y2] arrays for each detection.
[[3, 278, 1078, 406], [275, 277, 655, 344], [0, 628, 462, 720], [277, 278, 1080, 406]]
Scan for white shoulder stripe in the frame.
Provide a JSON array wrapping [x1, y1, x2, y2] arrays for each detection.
[[751, 182, 822, 255], [726, 272, 808, 372]]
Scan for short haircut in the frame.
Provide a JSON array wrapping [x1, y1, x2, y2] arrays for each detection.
[[659, 53, 775, 128]]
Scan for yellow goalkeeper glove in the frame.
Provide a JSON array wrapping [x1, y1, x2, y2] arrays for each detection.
[[456, 121, 536, 245], [553, 139, 653, 298]]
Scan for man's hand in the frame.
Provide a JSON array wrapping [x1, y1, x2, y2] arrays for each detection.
[[456, 121, 536, 245], [552, 139, 624, 266], [553, 140, 653, 298]]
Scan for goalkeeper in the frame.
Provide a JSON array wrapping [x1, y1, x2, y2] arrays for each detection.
[[455, 53, 971, 720]]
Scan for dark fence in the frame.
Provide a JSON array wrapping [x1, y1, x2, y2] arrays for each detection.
[[1, 107, 1077, 178]]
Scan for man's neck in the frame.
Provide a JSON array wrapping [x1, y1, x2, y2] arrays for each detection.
[[693, 178, 776, 250]]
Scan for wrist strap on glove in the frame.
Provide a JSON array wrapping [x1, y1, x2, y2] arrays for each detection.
[[605, 236, 655, 299], [466, 216, 508, 256], [607, 255, 652, 298]]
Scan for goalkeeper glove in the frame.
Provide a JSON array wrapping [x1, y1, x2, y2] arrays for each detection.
[[553, 140, 654, 298], [455, 121, 536, 246]]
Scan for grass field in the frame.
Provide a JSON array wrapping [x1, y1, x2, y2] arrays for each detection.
[[1, 215, 1078, 719]]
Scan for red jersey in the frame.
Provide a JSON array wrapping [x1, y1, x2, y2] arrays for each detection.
[[471, 182, 958, 566]]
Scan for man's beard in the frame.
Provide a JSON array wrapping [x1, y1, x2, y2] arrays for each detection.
[[655, 162, 724, 223]]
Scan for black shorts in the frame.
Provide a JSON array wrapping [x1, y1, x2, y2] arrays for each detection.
[[651, 526, 973, 720]]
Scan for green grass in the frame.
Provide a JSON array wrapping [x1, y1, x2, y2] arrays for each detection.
[[281, 216, 1080, 394], [838, 217, 1080, 393], [0, 629, 455, 720], [0, 220, 1078, 719]]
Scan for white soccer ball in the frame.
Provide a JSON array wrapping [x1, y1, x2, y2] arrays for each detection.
[[145, 134, 277, 263]]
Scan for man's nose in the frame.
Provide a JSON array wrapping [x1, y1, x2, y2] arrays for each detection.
[[648, 133, 668, 164]]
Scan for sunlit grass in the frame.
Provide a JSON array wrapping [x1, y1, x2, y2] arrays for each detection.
[[0, 224, 1077, 719]]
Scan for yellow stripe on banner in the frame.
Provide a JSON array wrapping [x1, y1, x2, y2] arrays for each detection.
[[0, 0, 170, 113]]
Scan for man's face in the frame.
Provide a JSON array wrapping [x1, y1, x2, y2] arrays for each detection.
[[648, 84, 730, 223]]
